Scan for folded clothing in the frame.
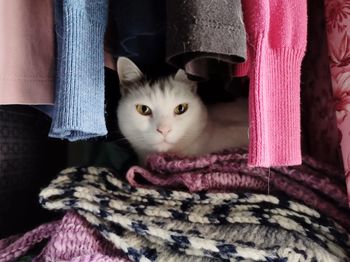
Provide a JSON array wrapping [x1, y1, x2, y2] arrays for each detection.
[[127, 148, 350, 232], [0, 211, 129, 262], [36, 167, 350, 261]]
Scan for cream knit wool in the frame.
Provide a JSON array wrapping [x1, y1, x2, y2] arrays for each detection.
[[38, 167, 350, 261]]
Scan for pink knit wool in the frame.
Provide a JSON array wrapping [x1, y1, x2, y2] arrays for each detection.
[[127, 148, 350, 232], [235, 0, 307, 167], [0, 212, 129, 262]]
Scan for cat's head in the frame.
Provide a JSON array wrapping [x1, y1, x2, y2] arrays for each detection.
[[117, 57, 207, 157]]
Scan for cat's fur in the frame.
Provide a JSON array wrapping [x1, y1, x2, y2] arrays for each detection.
[[117, 57, 249, 163]]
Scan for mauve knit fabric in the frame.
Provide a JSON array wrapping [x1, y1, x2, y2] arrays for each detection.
[[0, 211, 129, 262], [127, 148, 350, 232]]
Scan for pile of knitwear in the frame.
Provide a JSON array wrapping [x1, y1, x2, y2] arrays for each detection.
[[0, 148, 349, 261], [128, 148, 350, 232]]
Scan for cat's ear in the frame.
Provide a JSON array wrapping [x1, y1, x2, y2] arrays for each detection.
[[174, 69, 197, 93], [117, 57, 144, 86]]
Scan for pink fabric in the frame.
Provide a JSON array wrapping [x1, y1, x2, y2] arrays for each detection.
[[127, 148, 350, 231], [325, 0, 350, 206], [234, 0, 307, 167], [300, 0, 343, 168], [0, 0, 55, 105], [0, 221, 59, 262], [0, 212, 129, 262]]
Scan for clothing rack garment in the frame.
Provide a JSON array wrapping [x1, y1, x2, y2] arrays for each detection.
[[0, 0, 310, 168], [166, 0, 246, 81], [49, 0, 109, 140], [325, 0, 350, 206], [0, 0, 55, 104], [235, 0, 308, 167]]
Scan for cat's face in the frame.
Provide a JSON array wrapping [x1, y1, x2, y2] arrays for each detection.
[[117, 57, 207, 155]]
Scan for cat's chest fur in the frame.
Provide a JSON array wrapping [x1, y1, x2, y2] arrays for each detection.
[[170, 99, 249, 157]]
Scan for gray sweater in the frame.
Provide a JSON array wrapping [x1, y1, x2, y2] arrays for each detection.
[[166, 0, 247, 80]]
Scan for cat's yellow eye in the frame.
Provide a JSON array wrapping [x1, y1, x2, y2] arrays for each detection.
[[174, 103, 188, 115], [136, 104, 152, 116]]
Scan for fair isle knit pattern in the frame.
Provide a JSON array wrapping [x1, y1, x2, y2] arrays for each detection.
[[127, 148, 350, 232], [39, 167, 350, 261], [49, 0, 108, 141]]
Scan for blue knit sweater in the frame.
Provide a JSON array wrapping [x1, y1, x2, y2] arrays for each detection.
[[49, 0, 108, 141]]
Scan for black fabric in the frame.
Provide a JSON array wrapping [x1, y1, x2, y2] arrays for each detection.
[[104, 67, 121, 141], [0, 106, 66, 238]]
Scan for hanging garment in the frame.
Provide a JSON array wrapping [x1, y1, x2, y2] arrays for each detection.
[[234, 0, 308, 167], [127, 148, 350, 232], [325, 0, 350, 207], [301, 0, 342, 168], [166, 0, 247, 81], [49, 0, 109, 141], [110, 0, 166, 67], [32, 167, 350, 261], [105, 0, 175, 79], [0, 0, 55, 104]]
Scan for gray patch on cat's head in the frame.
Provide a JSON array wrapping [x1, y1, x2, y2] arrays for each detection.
[[117, 57, 197, 96]]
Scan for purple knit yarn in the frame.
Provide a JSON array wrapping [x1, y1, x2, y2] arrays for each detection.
[[0, 212, 129, 262], [127, 148, 350, 232]]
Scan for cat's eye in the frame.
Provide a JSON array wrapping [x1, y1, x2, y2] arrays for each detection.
[[136, 104, 152, 116], [174, 103, 188, 115]]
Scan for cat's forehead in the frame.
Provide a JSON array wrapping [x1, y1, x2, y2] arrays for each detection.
[[127, 77, 194, 101]]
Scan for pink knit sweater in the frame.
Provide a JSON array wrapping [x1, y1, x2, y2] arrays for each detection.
[[0, 212, 129, 262], [236, 0, 307, 167]]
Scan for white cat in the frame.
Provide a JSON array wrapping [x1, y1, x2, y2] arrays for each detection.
[[117, 57, 249, 163]]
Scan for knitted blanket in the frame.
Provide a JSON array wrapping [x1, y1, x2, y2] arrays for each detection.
[[39, 167, 350, 261], [0, 211, 129, 262], [127, 148, 350, 232]]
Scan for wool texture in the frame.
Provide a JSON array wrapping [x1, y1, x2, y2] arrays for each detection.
[[36, 167, 350, 261], [0, 211, 129, 262], [166, 0, 246, 80], [49, 0, 108, 141], [127, 148, 350, 232], [234, 0, 307, 167]]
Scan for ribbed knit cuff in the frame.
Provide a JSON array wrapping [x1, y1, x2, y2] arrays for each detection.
[[248, 47, 304, 167], [233, 61, 250, 77], [49, 0, 108, 141], [233, 50, 250, 77]]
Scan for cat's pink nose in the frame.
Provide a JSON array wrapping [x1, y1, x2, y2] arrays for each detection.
[[156, 127, 171, 136]]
